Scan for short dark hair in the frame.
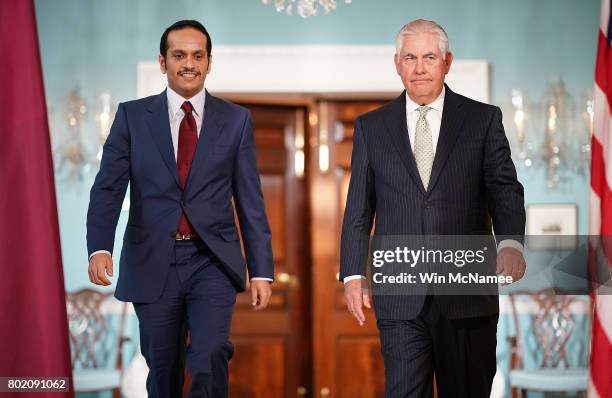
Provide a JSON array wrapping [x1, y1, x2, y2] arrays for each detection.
[[160, 20, 212, 58]]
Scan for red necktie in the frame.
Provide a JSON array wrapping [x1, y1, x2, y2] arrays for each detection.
[[176, 101, 197, 236]]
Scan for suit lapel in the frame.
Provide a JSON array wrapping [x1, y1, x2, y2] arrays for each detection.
[[186, 90, 226, 187], [145, 90, 180, 187], [426, 85, 466, 195], [384, 92, 426, 194]]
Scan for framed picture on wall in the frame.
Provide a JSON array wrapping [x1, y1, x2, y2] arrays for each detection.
[[526, 203, 578, 250]]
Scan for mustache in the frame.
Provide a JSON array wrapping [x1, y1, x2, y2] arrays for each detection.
[[178, 69, 201, 75]]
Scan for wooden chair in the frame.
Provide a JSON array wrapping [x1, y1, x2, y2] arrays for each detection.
[[507, 289, 591, 398], [66, 289, 130, 398]]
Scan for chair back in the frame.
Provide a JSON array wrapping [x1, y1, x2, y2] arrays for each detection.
[[66, 289, 127, 370], [508, 289, 591, 369]]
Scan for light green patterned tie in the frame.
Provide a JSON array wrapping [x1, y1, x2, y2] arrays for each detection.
[[413, 106, 434, 190]]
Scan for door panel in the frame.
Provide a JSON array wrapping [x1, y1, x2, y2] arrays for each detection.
[[229, 104, 310, 398], [336, 337, 385, 398], [311, 100, 388, 398], [182, 97, 398, 397], [229, 337, 285, 398]]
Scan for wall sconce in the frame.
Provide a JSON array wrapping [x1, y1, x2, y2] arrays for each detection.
[[94, 91, 117, 162], [509, 79, 591, 189], [50, 87, 117, 185]]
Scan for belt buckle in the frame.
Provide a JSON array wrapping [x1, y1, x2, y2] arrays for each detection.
[[178, 233, 192, 241]]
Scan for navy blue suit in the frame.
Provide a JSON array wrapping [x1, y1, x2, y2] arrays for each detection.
[[87, 90, 273, 397], [340, 86, 525, 397]]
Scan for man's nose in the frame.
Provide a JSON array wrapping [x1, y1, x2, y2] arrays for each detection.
[[184, 55, 195, 68], [414, 58, 425, 74]]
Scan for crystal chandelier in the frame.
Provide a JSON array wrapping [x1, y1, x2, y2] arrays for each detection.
[[52, 88, 92, 183], [509, 79, 592, 189], [51, 88, 117, 185], [261, 0, 352, 18]]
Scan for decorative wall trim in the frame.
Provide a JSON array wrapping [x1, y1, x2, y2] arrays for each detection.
[[100, 296, 590, 315], [137, 45, 489, 102]]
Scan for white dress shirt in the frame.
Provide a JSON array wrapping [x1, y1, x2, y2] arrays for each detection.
[[166, 86, 205, 158], [406, 86, 445, 156], [90, 86, 272, 282], [343, 88, 523, 283]]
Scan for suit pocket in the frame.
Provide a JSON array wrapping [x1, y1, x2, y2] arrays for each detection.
[[124, 225, 147, 243], [219, 229, 239, 242]]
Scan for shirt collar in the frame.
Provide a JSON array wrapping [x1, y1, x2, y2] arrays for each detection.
[[166, 86, 206, 118], [405, 85, 445, 113]]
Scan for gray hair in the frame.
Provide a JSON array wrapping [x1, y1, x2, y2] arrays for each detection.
[[395, 19, 450, 58]]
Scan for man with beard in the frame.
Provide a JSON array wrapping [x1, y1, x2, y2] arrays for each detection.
[[87, 20, 274, 397]]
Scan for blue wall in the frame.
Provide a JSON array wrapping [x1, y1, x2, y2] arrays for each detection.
[[35, 0, 599, 292], [34, 2, 598, 396]]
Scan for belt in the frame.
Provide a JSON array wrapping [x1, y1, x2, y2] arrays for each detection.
[[175, 233, 199, 241]]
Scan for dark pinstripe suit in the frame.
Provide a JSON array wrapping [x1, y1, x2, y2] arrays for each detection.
[[339, 85, 525, 397]]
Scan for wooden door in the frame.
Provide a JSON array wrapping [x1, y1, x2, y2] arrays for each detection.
[[228, 103, 311, 398], [310, 100, 388, 398]]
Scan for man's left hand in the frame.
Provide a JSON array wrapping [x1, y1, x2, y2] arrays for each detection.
[[250, 280, 272, 310], [496, 247, 526, 284]]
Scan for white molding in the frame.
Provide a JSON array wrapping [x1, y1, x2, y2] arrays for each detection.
[[137, 45, 489, 103], [99, 296, 590, 315]]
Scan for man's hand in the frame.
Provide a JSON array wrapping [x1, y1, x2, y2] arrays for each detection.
[[344, 278, 371, 326], [251, 280, 272, 310], [496, 247, 526, 285], [88, 252, 113, 286]]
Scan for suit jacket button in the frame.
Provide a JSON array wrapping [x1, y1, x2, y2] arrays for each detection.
[[181, 200, 186, 207]]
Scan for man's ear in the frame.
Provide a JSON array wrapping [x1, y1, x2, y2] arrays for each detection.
[[444, 51, 453, 73], [159, 54, 166, 74], [393, 53, 401, 75], [206, 55, 212, 75]]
